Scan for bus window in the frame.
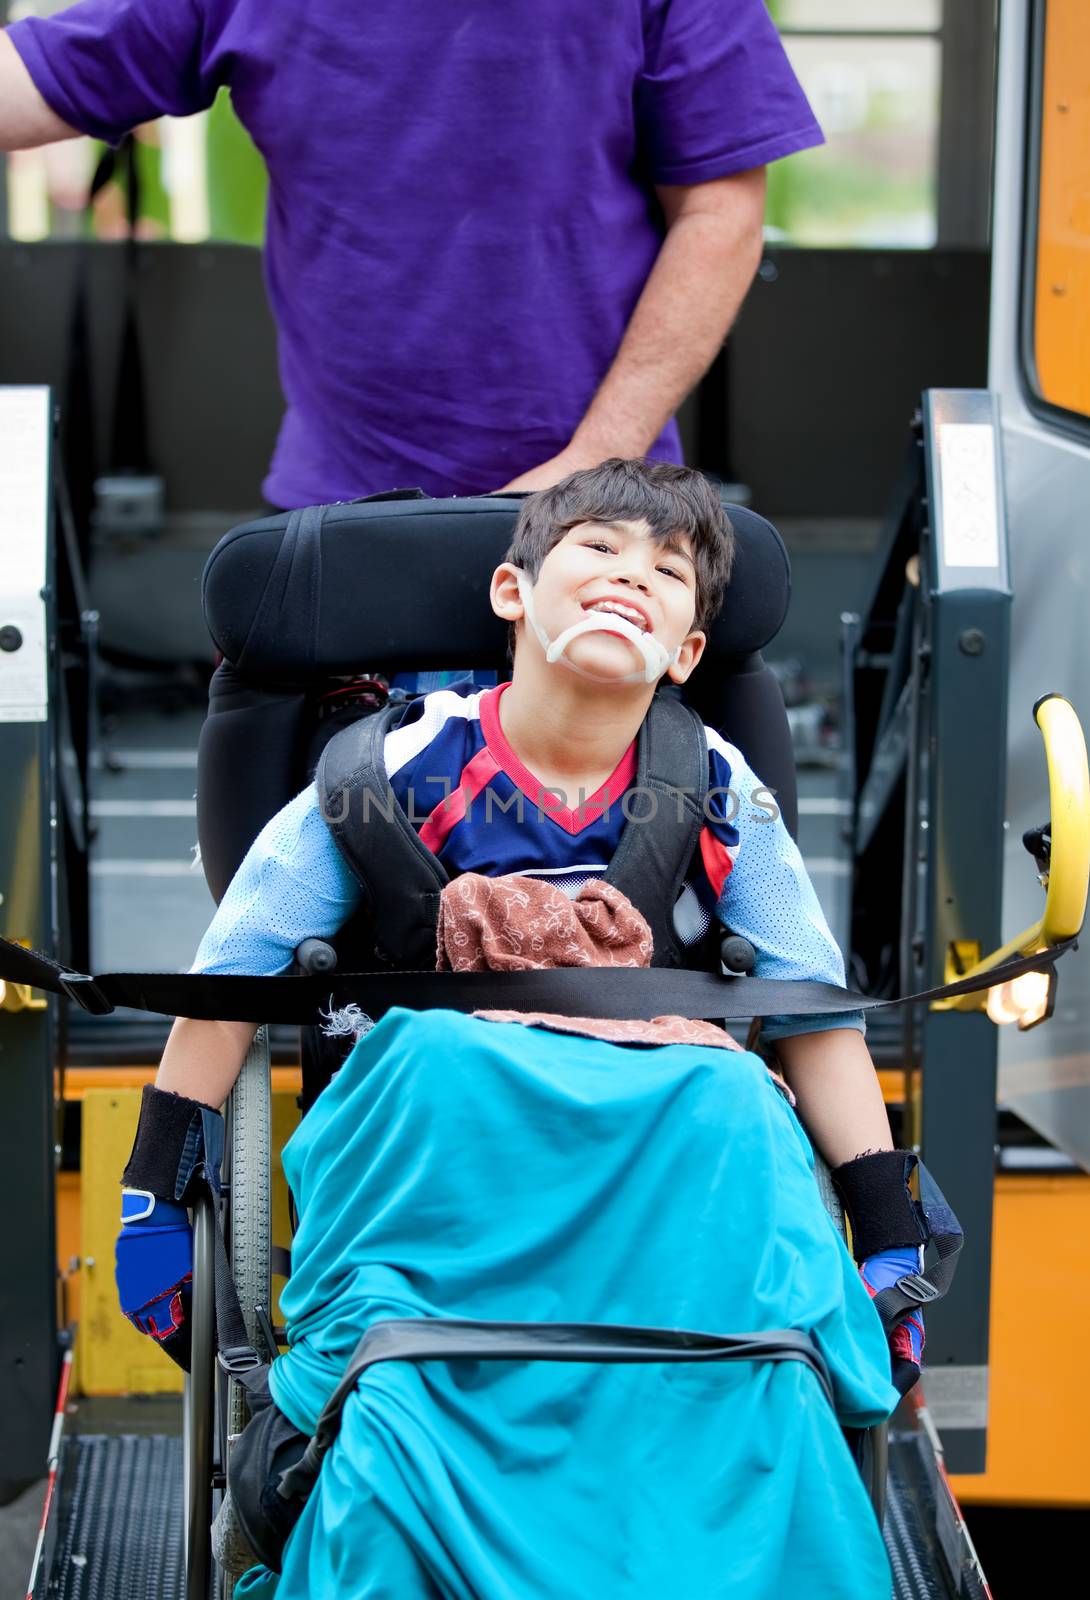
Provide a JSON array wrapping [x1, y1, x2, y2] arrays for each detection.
[[767, 1, 942, 247], [1027, 0, 1090, 423]]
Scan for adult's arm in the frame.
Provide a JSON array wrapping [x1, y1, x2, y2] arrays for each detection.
[[498, 167, 766, 491], [0, 31, 79, 148], [3, 2, 218, 150]]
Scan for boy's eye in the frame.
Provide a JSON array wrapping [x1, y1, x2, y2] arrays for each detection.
[[585, 540, 615, 554], [657, 564, 686, 582]]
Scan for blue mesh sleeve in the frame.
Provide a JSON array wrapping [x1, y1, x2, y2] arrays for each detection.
[[190, 785, 362, 976], [710, 736, 865, 1042]]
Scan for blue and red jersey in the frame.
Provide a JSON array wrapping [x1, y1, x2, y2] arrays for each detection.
[[383, 685, 742, 945], [193, 685, 860, 1040]]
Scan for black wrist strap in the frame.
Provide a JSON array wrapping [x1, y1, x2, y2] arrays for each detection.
[[121, 1083, 218, 1202], [832, 1156, 964, 1337], [873, 1162, 963, 1335], [831, 1149, 927, 1263]]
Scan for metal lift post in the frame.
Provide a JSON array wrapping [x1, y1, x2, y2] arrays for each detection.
[[0, 386, 60, 1499], [846, 389, 1012, 1475]]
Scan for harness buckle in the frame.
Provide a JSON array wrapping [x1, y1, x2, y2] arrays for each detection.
[[58, 972, 115, 1015], [895, 1272, 941, 1306], [217, 1344, 264, 1377]]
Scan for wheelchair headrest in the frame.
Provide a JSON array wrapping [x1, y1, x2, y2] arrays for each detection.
[[202, 492, 790, 678]]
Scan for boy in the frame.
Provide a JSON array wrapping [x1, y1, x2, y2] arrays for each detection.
[[117, 459, 927, 1391]]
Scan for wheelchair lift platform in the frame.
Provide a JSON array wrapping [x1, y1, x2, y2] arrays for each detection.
[[39, 1435, 185, 1600], [30, 1392, 988, 1600]]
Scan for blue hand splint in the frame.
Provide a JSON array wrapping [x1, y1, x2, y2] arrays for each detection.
[[861, 1246, 925, 1382], [115, 1192, 193, 1341]]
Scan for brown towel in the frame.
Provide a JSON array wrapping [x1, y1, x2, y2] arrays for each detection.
[[436, 873, 652, 972], [436, 873, 747, 1056]]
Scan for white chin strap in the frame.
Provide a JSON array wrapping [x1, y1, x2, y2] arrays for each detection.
[[514, 569, 679, 685]]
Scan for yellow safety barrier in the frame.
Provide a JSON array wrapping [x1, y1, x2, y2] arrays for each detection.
[[0, 939, 48, 1012], [933, 694, 1090, 1024]]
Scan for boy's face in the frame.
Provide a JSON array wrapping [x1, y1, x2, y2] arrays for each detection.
[[493, 518, 707, 686]]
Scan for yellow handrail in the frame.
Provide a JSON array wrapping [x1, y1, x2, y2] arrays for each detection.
[[932, 693, 1089, 1015], [1036, 694, 1090, 944]]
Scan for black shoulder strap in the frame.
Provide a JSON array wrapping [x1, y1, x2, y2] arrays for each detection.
[[604, 693, 708, 968], [317, 702, 449, 968]]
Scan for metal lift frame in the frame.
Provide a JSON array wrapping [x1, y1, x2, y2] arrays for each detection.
[[0, 386, 61, 1499], [1, 383, 97, 1499], [844, 388, 1012, 1474]]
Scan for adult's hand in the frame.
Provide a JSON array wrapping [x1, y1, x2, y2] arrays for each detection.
[[495, 447, 601, 493]]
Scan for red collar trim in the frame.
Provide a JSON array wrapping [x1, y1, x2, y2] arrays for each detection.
[[479, 684, 637, 836]]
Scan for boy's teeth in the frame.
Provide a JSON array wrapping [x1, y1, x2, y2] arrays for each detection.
[[590, 601, 647, 630]]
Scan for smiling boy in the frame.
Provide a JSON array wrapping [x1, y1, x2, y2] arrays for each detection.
[[116, 459, 928, 1393]]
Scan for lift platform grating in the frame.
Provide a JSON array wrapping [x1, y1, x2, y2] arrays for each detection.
[[886, 1482, 947, 1600], [884, 1427, 989, 1600], [47, 1435, 184, 1600]]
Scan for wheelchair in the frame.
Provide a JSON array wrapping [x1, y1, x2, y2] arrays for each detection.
[[181, 490, 888, 1598]]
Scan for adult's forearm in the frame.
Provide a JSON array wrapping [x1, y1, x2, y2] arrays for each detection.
[[156, 1016, 260, 1110], [569, 169, 766, 463], [775, 1027, 894, 1169], [0, 33, 80, 149]]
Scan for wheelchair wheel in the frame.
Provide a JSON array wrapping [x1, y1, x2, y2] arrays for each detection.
[[812, 1150, 888, 1526], [226, 1025, 272, 1435], [185, 1186, 217, 1600], [217, 1027, 273, 1596], [812, 1151, 844, 1235], [855, 1418, 888, 1528]]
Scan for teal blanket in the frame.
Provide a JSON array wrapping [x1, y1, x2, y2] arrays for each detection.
[[239, 1009, 896, 1598]]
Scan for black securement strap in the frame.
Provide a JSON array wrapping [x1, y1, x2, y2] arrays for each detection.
[[276, 1318, 834, 1504], [190, 1148, 263, 1375], [0, 931, 1077, 1024], [317, 701, 449, 968], [210, 1189, 263, 1375], [604, 694, 708, 968]]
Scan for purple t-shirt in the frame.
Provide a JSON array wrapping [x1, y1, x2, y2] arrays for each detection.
[[9, 1, 821, 507]]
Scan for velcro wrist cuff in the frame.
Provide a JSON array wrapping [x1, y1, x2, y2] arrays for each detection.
[[121, 1083, 219, 1201], [831, 1149, 929, 1264]]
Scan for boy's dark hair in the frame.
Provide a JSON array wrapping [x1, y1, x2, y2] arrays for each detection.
[[505, 458, 734, 632]]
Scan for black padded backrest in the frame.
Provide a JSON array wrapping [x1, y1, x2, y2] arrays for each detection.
[[202, 494, 789, 675], [198, 493, 796, 900]]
